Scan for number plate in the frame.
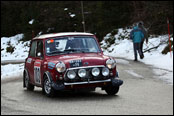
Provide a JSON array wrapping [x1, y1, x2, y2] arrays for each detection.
[[69, 60, 82, 68]]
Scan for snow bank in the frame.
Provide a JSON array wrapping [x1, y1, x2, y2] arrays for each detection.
[[1, 34, 30, 80], [1, 63, 24, 79], [1, 34, 30, 61]]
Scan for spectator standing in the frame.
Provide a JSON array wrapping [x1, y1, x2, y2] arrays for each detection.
[[130, 25, 144, 61]]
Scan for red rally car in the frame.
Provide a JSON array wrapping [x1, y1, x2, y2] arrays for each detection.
[[23, 32, 123, 97]]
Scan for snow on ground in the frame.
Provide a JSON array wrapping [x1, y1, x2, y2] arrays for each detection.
[[1, 34, 30, 61], [153, 69, 173, 85], [1, 34, 30, 79], [101, 28, 173, 85], [1, 63, 24, 80]]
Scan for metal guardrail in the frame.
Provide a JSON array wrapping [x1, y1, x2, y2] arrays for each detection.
[[1, 59, 25, 65]]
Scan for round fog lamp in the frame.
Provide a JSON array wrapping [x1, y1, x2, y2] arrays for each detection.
[[78, 69, 86, 78], [102, 67, 109, 76], [67, 70, 76, 79], [92, 68, 100, 76]]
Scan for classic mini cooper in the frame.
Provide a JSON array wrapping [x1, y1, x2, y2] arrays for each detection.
[[23, 32, 123, 97]]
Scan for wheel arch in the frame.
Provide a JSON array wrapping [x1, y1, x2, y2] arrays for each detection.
[[42, 71, 53, 87]]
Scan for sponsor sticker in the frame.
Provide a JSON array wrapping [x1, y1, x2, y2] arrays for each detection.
[[48, 62, 56, 69], [27, 58, 32, 63]]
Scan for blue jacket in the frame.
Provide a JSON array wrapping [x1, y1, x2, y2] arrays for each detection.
[[130, 26, 144, 43]]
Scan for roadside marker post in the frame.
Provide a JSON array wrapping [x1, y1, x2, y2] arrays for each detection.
[[167, 18, 172, 58]]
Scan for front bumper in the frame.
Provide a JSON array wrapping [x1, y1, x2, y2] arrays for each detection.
[[51, 77, 123, 90], [111, 78, 123, 86]]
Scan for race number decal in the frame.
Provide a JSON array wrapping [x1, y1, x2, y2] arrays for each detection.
[[34, 61, 41, 84]]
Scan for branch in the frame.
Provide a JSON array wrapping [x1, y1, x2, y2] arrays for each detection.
[[143, 42, 164, 53], [143, 45, 160, 53]]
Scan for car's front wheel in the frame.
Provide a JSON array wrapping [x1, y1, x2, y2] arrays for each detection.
[[105, 85, 119, 95], [43, 76, 55, 97], [24, 71, 34, 91]]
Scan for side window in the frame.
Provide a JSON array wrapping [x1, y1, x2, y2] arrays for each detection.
[[36, 41, 43, 57], [29, 41, 37, 57]]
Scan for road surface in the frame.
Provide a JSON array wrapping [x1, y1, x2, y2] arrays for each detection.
[[1, 58, 173, 115]]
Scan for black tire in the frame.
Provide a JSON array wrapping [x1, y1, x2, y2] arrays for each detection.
[[24, 71, 34, 91], [43, 76, 55, 97], [105, 85, 119, 95]]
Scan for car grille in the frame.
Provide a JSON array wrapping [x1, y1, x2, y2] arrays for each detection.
[[64, 65, 110, 83]]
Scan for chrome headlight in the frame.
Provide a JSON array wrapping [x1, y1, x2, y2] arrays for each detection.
[[78, 69, 86, 78], [56, 61, 66, 73], [102, 67, 109, 76], [92, 68, 100, 76], [106, 58, 116, 69], [67, 70, 76, 79]]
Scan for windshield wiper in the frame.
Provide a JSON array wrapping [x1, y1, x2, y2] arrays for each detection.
[[64, 49, 86, 53], [48, 51, 64, 55], [64, 49, 78, 52]]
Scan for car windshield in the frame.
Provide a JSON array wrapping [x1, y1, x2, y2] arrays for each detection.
[[45, 36, 101, 55]]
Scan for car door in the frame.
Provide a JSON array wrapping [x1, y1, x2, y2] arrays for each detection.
[[26, 40, 37, 84], [34, 40, 44, 86]]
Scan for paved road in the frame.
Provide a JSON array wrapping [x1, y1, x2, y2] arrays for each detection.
[[1, 58, 173, 115]]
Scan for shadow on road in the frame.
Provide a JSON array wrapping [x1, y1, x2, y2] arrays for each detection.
[[23, 88, 120, 101]]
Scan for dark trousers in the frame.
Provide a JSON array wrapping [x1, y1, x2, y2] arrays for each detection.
[[133, 43, 142, 60], [140, 40, 144, 57]]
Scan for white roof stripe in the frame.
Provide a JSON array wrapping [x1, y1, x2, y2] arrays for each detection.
[[33, 32, 94, 39]]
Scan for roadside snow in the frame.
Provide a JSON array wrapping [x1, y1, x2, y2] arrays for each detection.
[[153, 69, 173, 85], [1, 34, 29, 80], [1, 63, 24, 80], [1, 34, 30, 61]]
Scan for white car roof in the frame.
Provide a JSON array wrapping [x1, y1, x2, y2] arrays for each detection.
[[33, 32, 94, 39]]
